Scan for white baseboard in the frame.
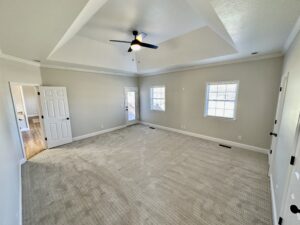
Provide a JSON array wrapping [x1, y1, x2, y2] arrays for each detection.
[[270, 175, 278, 225], [140, 121, 268, 154], [72, 125, 127, 141]]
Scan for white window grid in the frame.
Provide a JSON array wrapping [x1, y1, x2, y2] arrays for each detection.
[[150, 86, 165, 111], [204, 81, 239, 119]]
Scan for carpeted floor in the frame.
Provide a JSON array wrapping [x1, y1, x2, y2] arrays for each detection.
[[22, 125, 272, 225]]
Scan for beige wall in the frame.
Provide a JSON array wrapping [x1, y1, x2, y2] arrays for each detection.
[[0, 58, 41, 225], [139, 57, 283, 149], [272, 32, 300, 215], [41, 68, 138, 138]]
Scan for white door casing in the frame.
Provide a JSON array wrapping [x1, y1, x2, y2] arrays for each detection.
[[125, 87, 139, 125], [282, 113, 300, 225], [269, 74, 289, 172], [39, 86, 72, 148]]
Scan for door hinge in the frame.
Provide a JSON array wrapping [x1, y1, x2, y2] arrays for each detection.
[[278, 217, 283, 225], [290, 156, 295, 165], [270, 149, 272, 154], [279, 87, 282, 92], [275, 119, 277, 124], [37, 91, 40, 95], [45, 137, 47, 141], [270, 132, 278, 137]]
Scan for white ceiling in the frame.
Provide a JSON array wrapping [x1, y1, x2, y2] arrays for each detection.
[[0, 0, 300, 75]]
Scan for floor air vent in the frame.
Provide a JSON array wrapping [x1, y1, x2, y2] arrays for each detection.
[[219, 144, 232, 149], [149, 127, 156, 129]]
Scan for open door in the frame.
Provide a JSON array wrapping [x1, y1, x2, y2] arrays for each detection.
[[269, 74, 289, 172], [125, 87, 139, 125], [281, 114, 300, 224], [39, 86, 72, 148]]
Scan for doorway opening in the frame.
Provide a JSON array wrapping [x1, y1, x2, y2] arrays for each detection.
[[125, 87, 139, 125], [10, 83, 46, 160]]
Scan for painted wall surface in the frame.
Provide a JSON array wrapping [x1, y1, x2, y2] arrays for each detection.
[[272, 32, 300, 215], [41, 68, 138, 138], [0, 58, 41, 225], [22, 86, 38, 117], [139, 57, 283, 149]]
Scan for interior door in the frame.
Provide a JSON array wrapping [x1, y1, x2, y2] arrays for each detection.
[[282, 126, 300, 224], [125, 87, 139, 125], [269, 74, 289, 170], [39, 86, 72, 148]]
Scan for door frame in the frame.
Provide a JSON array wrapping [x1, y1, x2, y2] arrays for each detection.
[[279, 112, 300, 222], [124, 87, 139, 126], [9, 82, 46, 162], [269, 73, 289, 173]]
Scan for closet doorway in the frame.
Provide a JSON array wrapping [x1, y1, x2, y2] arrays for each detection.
[[10, 83, 45, 160]]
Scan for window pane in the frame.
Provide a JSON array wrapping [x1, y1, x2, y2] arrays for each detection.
[[216, 109, 224, 117], [225, 102, 234, 110], [207, 108, 216, 116], [218, 85, 226, 92], [208, 100, 216, 108], [226, 92, 236, 100], [151, 87, 165, 111], [205, 81, 238, 119], [209, 85, 218, 92], [216, 101, 225, 109], [224, 110, 234, 118], [226, 84, 237, 92], [209, 92, 217, 100]]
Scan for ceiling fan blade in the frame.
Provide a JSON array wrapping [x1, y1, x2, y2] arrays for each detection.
[[136, 32, 147, 42], [139, 42, 158, 49], [110, 40, 131, 44], [128, 47, 132, 52]]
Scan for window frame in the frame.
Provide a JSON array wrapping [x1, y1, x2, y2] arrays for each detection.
[[204, 81, 239, 120], [150, 86, 166, 112]]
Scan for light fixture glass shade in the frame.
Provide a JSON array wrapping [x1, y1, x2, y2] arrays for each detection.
[[131, 44, 141, 51]]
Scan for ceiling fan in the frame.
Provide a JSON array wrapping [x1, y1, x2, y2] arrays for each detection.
[[110, 30, 158, 52]]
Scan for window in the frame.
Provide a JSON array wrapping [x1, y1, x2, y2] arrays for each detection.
[[150, 86, 165, 111], [205, 81, 239, 119]]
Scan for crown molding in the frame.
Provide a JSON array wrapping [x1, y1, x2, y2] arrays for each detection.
[[138, 53, 283, 77], [0, 52, 40, 67], [41, 64, 137, 77], [284, 16, 300, 53]]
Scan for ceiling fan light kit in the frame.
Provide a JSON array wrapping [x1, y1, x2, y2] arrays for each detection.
[[110, 30, 158, 53]]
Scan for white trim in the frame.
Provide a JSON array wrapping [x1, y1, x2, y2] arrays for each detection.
[[19, 159, 23, 225], [138, 53, 283, 77], [140, 121, 268, 154], [284, 16, 300, 53], [72, 125, 127, 141], [41, 64, 136, 77], [0, 52, 40, 67], [270, 175, 278, 225], [27, 114, 39, 118]]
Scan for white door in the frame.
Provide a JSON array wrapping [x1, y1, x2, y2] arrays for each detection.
[[282, 126, 300, 225], [125, 87, 139, 125], [269, 74, 289, 171], [39, 86, 72, 148]]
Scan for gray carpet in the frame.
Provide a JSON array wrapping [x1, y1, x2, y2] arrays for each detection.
[[22, 125, 272, 225]]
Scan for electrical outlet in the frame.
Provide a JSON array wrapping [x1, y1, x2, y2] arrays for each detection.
[[238, 135, 242, 140], [181, 124, 186, 129], [101, 123, 104, 129]]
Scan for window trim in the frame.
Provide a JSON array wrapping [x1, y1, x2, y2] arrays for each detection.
[[150, 85, 166, 112], [204, 81, 239, 120]]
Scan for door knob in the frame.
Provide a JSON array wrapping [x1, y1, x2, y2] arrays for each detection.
[[270, 132, 278, 137], [66, 117, 70, 120], [290, 205, 300, 214]]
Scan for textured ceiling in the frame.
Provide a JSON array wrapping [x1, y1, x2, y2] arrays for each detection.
[[0, 0, 299, 75]]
